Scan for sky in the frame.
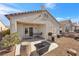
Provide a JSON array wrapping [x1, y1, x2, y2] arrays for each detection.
[[0, 3, 79, 26]]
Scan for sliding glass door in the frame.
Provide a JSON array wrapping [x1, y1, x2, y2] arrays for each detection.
[[29, 27, 33, 36]]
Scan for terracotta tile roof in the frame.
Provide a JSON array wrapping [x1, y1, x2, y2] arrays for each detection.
[[5, 10, 60, 25], [59, 20, 72, 25], [5, 10, 46, 17], [60, 20, 71, 23]]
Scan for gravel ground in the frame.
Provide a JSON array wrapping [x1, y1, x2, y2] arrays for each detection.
[[44, 37, 79, 56]]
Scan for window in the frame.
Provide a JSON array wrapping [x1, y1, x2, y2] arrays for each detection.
[[25, 28, 28, 34]]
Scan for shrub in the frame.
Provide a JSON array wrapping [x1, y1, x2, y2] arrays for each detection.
[[2, 29, 10, 37], [0, 32, 20, 49]]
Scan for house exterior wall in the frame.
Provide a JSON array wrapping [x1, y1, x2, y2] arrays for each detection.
[[60, 21, 73, 32], [75, 26, 79, 30], [61, 24, 72, 32], [9, 11, 60, 40]]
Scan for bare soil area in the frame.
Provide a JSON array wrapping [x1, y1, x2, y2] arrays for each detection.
[[44, 37, 79, 56]]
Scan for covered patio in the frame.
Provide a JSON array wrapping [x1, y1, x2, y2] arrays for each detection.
[[17, 21, 46, 41]]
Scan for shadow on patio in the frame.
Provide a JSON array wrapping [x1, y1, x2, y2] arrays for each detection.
[[22, 36, 45, 42]]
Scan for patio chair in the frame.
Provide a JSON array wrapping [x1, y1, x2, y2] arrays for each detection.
[[33, 32, 44, 39], [23, 35, 33, 40]]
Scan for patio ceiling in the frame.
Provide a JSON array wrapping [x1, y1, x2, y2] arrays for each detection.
[[17, 21, 46, 25]]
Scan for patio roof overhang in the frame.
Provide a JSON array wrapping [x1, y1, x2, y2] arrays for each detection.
[[17, 21, 46, 25]]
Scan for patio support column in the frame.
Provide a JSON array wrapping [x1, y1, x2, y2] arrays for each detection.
[[10, 19, 21, 56], [45, 25, 48, 40], [10, 19, 17, 33]]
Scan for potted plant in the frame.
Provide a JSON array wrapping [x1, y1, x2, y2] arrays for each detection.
[[48, 32, 52, 41], [0, 32, 20, 52], [48, 32, 52, 36]]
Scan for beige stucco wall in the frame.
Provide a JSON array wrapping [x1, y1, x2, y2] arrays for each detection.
[[10, 19, 17, 33], [9, 11, 60, 40], [60, 21, 72, 32]]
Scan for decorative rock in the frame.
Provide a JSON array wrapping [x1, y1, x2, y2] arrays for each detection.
[[67, 48, 77, 56]]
